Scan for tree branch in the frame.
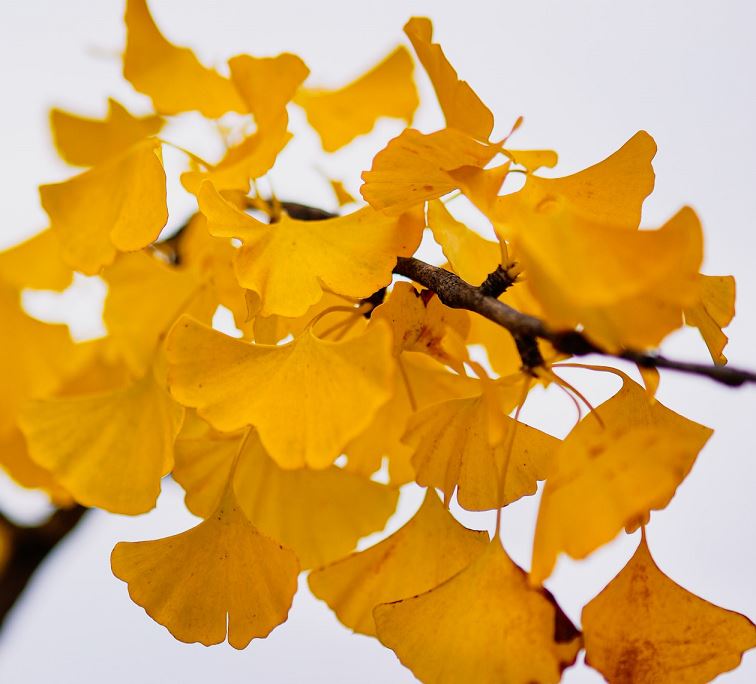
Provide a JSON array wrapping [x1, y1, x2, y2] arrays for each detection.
[[0, 505, 87, 630], [394, 256, 756, 387]]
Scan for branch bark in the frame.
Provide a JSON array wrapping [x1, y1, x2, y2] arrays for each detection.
[[0, 505, 87, 630]]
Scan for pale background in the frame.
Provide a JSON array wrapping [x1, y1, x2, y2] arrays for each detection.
[[0, 1, 755, 682]]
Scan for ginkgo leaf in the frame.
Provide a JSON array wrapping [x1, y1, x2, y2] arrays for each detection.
[[0, 285, 77, 435], [329, 179, 357, 207], [404, 17, 494, 141], [344, 351, 480, 483], [111, 486, 299, 648], [296, 46, 418, 152], [505, 148, 558, 172], [0, 229, 72, 292], [180, 116, 292, 194], [308, 489, 488, 636], [0, 427, 72, 506], [361, 127, 500, 215], [403, 380, 558, 510], [123, 0, 244, 117], [496, 131, 657, 233], [50, 98, 164, 167], [19, 369, 183, 515], [511, 205, 703, 350], [166, 315, 394, 469], [229, 52, 309, 130], [39, 139, 167, 275], [530, 369, 712, 584], [199, 180, 423, 317], [448, 162, 510, 214], [374, 538, 582, 684], [102, 251, 214, 374], [372, 282, 470, 369], [174, 427, 398, 568], [583, 533, 756, 683], [685, 274, 736, 365]]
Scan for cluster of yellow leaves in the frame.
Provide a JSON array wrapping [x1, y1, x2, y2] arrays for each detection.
[[1, 1, 752, 681]]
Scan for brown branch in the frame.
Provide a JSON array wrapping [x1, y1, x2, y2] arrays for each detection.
[[0, 505, 87, 630], [394, 256, 756, 387]]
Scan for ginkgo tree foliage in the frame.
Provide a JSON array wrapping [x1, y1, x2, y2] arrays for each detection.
[[0, 1, 754, 682]]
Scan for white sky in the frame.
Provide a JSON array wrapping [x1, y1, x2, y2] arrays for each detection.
[[0, 1, 755, 682]]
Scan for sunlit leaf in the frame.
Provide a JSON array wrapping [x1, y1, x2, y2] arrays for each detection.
[[685, 274, 736, 365]]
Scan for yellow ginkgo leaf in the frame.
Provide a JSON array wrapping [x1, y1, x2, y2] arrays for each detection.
[[685, 274, 736, 365], [361, 127, 500, 215], [229, 52, 309, 130], [496, 131, 657, 233], [0, 427, 72, 506], [372, 282, 470, 369], [180, 116, 292, 195], [344, 351, 480, 484], [199, 180, 423, 317], [0, 285, 77, 435], [512, 205, 703, 350], [123, 0, 244, 117], [530, 369, 712, 584], [403, 380, 558, 510], [0, 229, 72, 292], [39, 139, 167, 275], [329, 179, 357, 207], [102, 251, 214, 374], [308, 489, 488, 636], [166, 315, 394, 469], [296, 46, 418, 152], [374, 539, 582, 684], [111, 486, 299, 649], [404, 17, 494, 141], [19, 370, 183, 514], [448, 162, 510, 214], [50, 98, 164, 167], [505, 148, 558, 172], [583, 533, 756, 683], [174, 428, 398, 568]]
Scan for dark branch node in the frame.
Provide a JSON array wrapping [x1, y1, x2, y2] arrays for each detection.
[[479, 265, 517, 298]]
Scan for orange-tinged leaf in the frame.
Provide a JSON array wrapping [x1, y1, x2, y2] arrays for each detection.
[[123, 0, 244, 117], [102, 251, 213, 374], [199, 180, 423, 317], [19, 370, 183, 514], [344, 351, 480, 484], [50, 98, 164, 167], [0, 229, 72, 292], [496, 131, 657, 233], [111, 486, 299, 648], [403, 381, 558, 510], [308, 489, 487, 636], [448, 162, 510, 214], [583, 534, 756, 683], [361, 127, 500, 215], [374, 539, 582, 683], [229, 52, 309, 130], [530, 370, 712, 584], [505, 148, 558, 172], [404, 17, 494, 141], [372, 282, 470, 369], [685, 274, 736, 365], [39, 139, 167, 274], [512, 205, 703, 350], [174, 428, 398, 568], [296, 46, 418, 152], [166, 316, 395, 469]]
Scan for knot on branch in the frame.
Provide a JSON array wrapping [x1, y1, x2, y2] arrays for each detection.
[[479, 264, 519, 298]]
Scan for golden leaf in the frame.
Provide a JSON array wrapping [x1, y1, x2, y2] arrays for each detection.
[[111, 485, 299, 648], [583, 534, 756, 683]]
